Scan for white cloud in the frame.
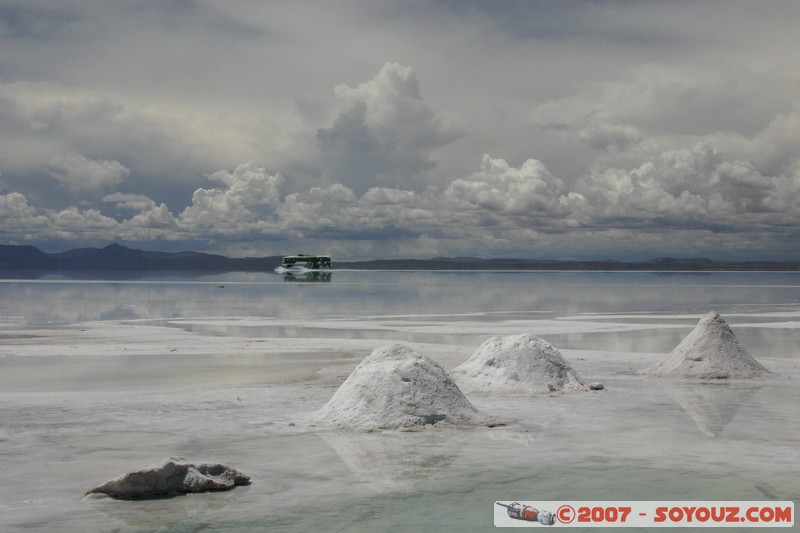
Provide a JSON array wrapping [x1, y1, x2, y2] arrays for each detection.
[[48, 206, 117, 234], [4, 142, 800, 260], [103, 193, 159, 212], [0, 192, 51, 235], [0, 196, 119, 242], [177, 162, 283, 237], [576, 143, 800, 230], [102, 193, 177, 236], [444, 155, 572, 218], [49, 152, 130, 194]]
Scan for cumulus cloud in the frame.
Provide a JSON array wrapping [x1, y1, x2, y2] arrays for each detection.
[[48, 206, 117, 234], [0, 191, 120, 242], [49, 152, 130, 194], [103, 193, 160, 212], [4, 142, 800, 260], [3, 4, 800, 261], [316, 63, 462, 192], [103, 193, 177, 237], [576, 143, 800, 231], [730, 110, 800, 178], [529, 64, 800, 188], [177, 162, 284, 237], [0, 192, 51, 234], [444, 155, 573, 218]]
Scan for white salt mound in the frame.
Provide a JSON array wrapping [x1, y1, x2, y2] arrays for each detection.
[[450, 334, 587, 394], [307, 344, 495, 430], [85, 457, 250, 499], [643, 311, 770, 379]]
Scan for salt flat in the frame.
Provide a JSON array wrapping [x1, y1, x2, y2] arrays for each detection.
[[1, 308, 798, 532]]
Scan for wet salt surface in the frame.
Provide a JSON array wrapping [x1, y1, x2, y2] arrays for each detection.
[[1, 322, 798, 531], [3, 381, 799, 532], [1, 272, 799, 531]]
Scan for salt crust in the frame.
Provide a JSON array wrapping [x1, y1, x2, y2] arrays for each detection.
[[642, 311, 770, 379], [85, 457, 250, 499], [307, 344, 495, 430], [450, 334, 587, 394]]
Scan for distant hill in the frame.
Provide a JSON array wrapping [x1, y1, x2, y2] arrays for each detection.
[[0, 243, 283, 272], [335, 256, 800, 271], [0, 243, 798, 272]]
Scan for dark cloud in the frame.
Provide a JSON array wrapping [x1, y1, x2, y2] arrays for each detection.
[[1, 2, 800, 260], [0, 3, 81, 42], [316, 63, 463, 193]]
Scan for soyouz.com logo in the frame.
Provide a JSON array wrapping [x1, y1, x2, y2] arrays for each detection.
[[494, 501, 794, 527]]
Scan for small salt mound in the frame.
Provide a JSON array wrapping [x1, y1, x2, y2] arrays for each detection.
[[450, 334, 587, 394], [85, 457, 250, 499], [643, 311, 770, 379], [307, 344, 494, 430]]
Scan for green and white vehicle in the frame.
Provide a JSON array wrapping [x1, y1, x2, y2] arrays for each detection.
[[275, 255, 333, 273]]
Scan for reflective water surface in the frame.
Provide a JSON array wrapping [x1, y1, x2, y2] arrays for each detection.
[[0, 271, 798, 532], [2, 270, 799, 356]]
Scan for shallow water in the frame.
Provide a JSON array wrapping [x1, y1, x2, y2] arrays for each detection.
[[4, 269, 800, 319], [3, 270, 799, 354], [0, 271, 798, 531]]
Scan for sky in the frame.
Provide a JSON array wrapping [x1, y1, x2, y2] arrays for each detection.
[[1, 0, 800, 260]]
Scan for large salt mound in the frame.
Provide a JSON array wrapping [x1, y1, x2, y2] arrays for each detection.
[[450, 334, 586, 394], [307, 344, 495, 430], [643, 311, 770, 379]]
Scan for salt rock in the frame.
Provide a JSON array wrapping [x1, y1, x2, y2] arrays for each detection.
[[308, 344, 494, 430], [450, 334, 586, 394], [643, 311, 770, 379], [86, 457, 250, 499]]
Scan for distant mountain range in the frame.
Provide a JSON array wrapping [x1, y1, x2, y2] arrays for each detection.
[[1, 243, 798, 272], [336, 256, 800, 271], [0, 243, 281, 273]]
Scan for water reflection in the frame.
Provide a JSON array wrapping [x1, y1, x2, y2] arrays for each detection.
[[544, 327, 798, 358], [322, 431, 465, 492], [545, 328, 690, 354], [660, 381, 763, 437], [282, 272, 332, 282], [1, 272, 798, 358], [86, 489, 241, 529]]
